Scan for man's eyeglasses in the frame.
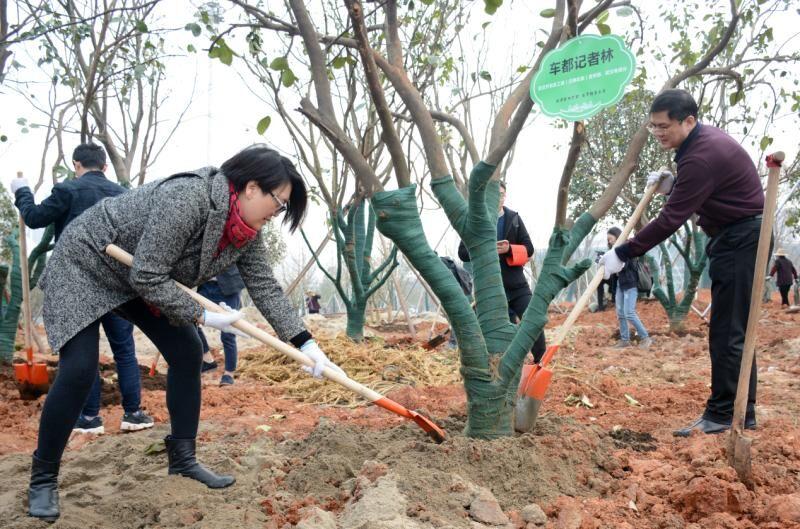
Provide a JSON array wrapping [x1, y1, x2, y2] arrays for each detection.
[[646, 119, 683, 135], [270, 192, 288, 215]]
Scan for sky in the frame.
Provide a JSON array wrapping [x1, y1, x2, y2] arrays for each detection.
[[0, 1, 798, 288]]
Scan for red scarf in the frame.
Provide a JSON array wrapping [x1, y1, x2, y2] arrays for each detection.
[[218, 182, 258, 253]]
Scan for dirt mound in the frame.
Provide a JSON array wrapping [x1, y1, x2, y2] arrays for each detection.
[[276, 414, 619, 514], [0, 415, 621, 529]]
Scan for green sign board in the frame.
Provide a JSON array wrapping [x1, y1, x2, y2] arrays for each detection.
[[530, 35, 635, 121]]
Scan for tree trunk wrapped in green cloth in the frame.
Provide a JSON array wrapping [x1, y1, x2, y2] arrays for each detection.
[[373, 162, 592, 438]]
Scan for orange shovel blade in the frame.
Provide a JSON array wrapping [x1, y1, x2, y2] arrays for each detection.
[[13, 348, 49, 387], [13, 362, 31, 385], [374, 397, 446, 443]]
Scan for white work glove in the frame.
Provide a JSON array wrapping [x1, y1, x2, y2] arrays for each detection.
[[598, 248, 625, 280], [202, 302, 248, 338], [300, 339, 346, 378], [10, 177, 30, 194], [646, 170, 674, 195]]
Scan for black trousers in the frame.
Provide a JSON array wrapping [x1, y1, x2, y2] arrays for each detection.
[[36, 298, 203, 463], [779, 284, 791, 306], [507, 290, 547, 363], [597, 276, 617, 311], [705, 219, 759, 424]]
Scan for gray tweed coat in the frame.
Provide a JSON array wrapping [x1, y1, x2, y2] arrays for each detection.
[[40, 167, 306, 353]]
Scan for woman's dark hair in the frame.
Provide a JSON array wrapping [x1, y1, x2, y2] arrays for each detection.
[[221, 145, 308, 232], [72, 143, 107, 170], [607, 226, 622, 238], [650, 89, 698, 121]]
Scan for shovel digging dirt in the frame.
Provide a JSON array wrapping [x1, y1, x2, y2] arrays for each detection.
[[515, 173, 665, 432], [105, 244, 446, 443], [727, 151, 784, 487]]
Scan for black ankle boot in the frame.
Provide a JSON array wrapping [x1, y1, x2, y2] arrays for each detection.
[[164, 436, 235, 489], [28, 452, 60, 521]]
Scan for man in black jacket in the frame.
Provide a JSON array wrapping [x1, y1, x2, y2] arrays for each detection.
[[10, 143, 153, 434], [458, 182, 546, 361]]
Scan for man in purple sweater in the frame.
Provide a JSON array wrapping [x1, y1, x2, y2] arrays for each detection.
[[600, 89, 762, 436]]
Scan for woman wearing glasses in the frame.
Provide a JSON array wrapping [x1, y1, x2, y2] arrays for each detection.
[[25, 145, 345, 521]]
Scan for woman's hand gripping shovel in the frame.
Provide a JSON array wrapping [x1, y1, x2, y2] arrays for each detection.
[[105, 244, 446, 443], [14, 192, 50, 399], [514, 172, 667, 432]]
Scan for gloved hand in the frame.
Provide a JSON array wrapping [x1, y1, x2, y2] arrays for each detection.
[[598, 248, 625, 280], [300, 339, 346, 378], [202, 302, 248, 337], [10, 176, 30, 194], [646, 170, 674, 195]]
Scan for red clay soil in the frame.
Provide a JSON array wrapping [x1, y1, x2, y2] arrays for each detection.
[[1, 289, 799, 528]]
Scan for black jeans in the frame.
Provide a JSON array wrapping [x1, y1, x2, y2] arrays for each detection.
[[779, 284, 791, 306], [704, 219, 759, 424], [36, 298, 203, 463], [508, 291, 547, 363]]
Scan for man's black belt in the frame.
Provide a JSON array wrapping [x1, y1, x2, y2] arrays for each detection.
[[703, 214, 762, 237]]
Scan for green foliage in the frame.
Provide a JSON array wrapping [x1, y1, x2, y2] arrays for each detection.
[[484, 0, 503, 15], [256, 116, 272, 135], [208, 37, 235, 65]]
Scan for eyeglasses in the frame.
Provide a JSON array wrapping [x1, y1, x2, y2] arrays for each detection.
[[646, 119, 683, 135], [270, 192, 288, 215]]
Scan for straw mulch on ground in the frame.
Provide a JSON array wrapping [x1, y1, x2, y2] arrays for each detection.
[[237, 336, 462, 406]]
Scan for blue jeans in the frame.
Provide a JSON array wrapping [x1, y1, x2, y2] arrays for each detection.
[[82, 312, 141, 416], [615, 285, 649, 342], [196, 281, 241, 372]]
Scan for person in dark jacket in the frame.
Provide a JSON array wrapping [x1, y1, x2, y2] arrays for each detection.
[[769, 250, 797, 307], [457, 182, 546, 361], [599, 89, 762, 437], [10, 143, 153, 435], [21, 145, 346, 521], [608, 226, 652, 349], [197, 264, 246, 386]]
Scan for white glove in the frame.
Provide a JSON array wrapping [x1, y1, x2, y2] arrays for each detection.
[[300, 339, 345, 378], [202, 302, 248, 338], [598, 248, 625, 280], [10, 177, 30, 194], [646, 170, 674, 195]]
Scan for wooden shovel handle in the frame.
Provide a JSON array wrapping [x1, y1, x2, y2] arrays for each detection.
[[550, 175, 663, 347], [18, 188, 33, 357], [731, 151, 785, 431]]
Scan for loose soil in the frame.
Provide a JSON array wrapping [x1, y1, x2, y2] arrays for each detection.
[[1, 290, 799, 528]]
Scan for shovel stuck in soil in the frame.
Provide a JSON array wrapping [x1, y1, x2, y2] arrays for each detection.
[[727, 151, 784, 487], [14, 206, 50, 400], [514, 173, 665, 433], [105, 244, 446, 443]]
